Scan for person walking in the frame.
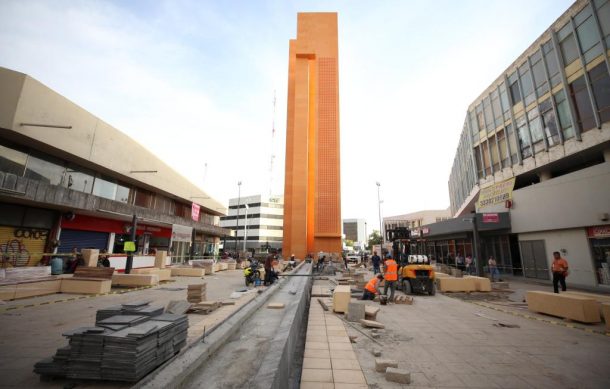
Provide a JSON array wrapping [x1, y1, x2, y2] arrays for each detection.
[[371, 251, 381, 274], [361, 274, 383, 300], [383, 253, 398, 302], [488, 256, 499, 282], [551, 251, 569, 293], [465, 255, 473, 275]]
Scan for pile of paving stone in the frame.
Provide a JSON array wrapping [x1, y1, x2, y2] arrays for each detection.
[[34, 302, 188, 382]]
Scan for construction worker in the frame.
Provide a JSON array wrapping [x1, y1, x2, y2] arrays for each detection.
[[362, 274, 384, 300], [383, 253, 398, 302]]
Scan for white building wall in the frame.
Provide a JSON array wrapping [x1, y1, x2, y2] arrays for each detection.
[[518, 229, 598, 288]]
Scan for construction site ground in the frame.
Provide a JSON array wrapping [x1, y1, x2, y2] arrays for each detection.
[[0, 269, 254, 389]]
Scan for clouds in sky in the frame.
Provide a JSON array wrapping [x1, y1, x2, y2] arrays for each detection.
[[0, 0, 573, 231]]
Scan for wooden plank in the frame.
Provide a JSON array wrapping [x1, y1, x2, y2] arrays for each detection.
[[73, 266, 114, 280]]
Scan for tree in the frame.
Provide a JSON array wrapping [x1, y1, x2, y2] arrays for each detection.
[[367, 230, 382, 249], [343, 239, 354, 248]]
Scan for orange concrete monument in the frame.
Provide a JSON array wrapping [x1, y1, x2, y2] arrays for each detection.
[[283, 12, 342, 259]]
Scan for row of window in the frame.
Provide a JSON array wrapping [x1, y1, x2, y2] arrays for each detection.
[[461, 0, 610, 180], [0, 140, 215, 225], [228, 202, 284, 209], [221, 213, 284, 221], [228, 225, 284, 230]]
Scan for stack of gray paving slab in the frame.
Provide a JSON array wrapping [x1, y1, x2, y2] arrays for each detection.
[[34, 302, 189, 382]]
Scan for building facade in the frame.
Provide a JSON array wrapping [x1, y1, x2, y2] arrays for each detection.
[[384, 210, 452, 233], [0, 67, 230, 269], [444, 0, 610, 289], [220, 194, 284, 253], [283, 13, 342, 259], [342, 219, 366, 249]]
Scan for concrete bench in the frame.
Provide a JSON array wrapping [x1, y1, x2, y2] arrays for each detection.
[[464, 276, 492, 292], [132, 267, 172, 280], [436, 277, 477, 292], [112, 273, 159, 287], [170, 268, 206, 277], [60, 278, 112, 294], [526, 291, 601, 323]]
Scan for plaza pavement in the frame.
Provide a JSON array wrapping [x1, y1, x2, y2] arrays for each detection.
[[0, 269, 252, 389]]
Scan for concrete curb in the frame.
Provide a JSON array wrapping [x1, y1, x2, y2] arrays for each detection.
[[252, 264, 313, 388], [133, 262, 306, 389]]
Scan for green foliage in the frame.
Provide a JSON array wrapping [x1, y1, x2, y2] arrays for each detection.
[[368, 230, 382, 248]]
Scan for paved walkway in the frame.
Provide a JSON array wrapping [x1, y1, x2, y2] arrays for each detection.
[[339, 290, 610, 388], [0, 269, 253, 389]]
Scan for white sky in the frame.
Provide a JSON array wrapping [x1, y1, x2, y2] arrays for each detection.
[[0, 0, 574, 233]]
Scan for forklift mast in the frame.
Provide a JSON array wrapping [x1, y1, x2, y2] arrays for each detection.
[[386, 227, 411, 265]]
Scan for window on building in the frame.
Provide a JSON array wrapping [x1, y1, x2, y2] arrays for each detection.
[[92, 175, 119, 201], [476, 104, 485, 131], [539, 98, 560, 147], [474, 146, 484, 178], [489, 136, 499, 172], [575, 7, 603, 63], [499, 83, 510, 115], [558, 23, 580, 66], [469, 111, 479, 142], [24, 154, 66, 186], [115, 183, 130, 203], [516, 116, 531, 158], [588, 62, 610, 122], [63, 165, 94, 194], [497, 129, 508, 167], [506, 124, 519, 164], [153, 195, 174, 214], [542, 40, 562, 87], [595, 0, 610, 47], [519, 63, 536, 106], [134, 188, 154, 208], [531, 50, 549, 97], [481, 140, 491, 174], [509, 71, 522, 106], [483, 96, 494, 131], [527, 107, 545, 145], [554, 89, 575, 140], [569, 75, 596, 132], [491, 89, 503, 128], [0, 144, 27, 176]]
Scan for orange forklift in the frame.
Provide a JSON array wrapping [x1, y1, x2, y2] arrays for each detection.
[[386, 228, 436, 295]]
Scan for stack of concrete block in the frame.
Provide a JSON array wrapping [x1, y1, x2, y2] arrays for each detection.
[[526, 291, 601, 323], [81, 249, 99, 267], [154, 251, 167, 268], [333, 285, 352, 313], [226, 261, 237, 270], [464, 276, 492, 292], [365, 305, 380, 320], [187, 283, 207, 303]]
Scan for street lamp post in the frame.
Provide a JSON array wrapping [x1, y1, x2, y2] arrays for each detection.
[[234, 181, 242, 254], [376, 182, 384, 250], [243, 204, 249, 253]]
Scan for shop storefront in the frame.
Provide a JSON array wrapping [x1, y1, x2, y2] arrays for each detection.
[[587, 225, 610, 286], [0, 203, 56, 267], [59, 214, 171, 255], [170, 224, 193, 263]]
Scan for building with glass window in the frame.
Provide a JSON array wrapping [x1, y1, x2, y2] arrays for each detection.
[[220, 194, 284, 253], [0, 67, 229, 269], [342, 219, 366, 250], [443, 0, 610, 290]]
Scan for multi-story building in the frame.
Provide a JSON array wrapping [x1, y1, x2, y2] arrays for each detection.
[[0, 67, 229, 269], [342, 219, 366, 249], [435, 0, 610, 290], [220, 194, 284, 253], [384, 210, 451, 233]]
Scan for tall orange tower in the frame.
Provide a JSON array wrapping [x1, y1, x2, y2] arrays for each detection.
[[283, 12, 342, 259]]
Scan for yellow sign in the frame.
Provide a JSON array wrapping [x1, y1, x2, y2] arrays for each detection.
[[476, 177, 516, 211], [123, 241, 136, 252]]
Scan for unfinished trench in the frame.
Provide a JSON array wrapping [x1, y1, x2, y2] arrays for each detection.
[[135, 262, 313, 389]]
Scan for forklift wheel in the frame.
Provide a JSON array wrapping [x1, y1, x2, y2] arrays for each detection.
[[429, 283, 436, 296], [402, 279, 412, 295]]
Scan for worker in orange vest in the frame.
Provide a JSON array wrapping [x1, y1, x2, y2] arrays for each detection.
[[361, 274, 384, 300], [383, 253, 398, 302]]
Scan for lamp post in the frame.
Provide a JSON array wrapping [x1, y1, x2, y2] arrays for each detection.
[[376, 182, 384, 250], [234, 181, 242, 254], [243, 204, 249, 252], [463, 215, 483, 277], [364, 221, 368, 250]]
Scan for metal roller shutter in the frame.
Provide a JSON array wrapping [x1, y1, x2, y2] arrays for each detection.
[[58, 229, 109, 253], [0, 226, 49, 266]]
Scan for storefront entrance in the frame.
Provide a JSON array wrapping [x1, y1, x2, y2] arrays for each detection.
[[587, 226, 610, 286]]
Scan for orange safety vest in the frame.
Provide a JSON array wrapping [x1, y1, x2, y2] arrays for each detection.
[[385, 259, 398, 281], [365, 278, 379, 294]]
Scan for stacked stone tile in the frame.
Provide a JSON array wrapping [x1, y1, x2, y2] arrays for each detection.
[[187, 283, 207, 303], [33, 302, 188, 382]]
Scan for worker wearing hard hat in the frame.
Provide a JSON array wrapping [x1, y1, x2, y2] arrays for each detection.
[[383, 253, 398, 302], [361, 274, 384, 300]]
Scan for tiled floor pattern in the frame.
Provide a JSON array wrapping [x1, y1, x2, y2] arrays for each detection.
[[301, 297, 368, 389]]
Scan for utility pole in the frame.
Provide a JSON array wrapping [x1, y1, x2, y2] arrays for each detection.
[[234, 181, 242, 253], [269, 91, 276, 197]]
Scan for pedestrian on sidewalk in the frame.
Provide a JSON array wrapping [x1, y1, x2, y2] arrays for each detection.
[[383, 253, 398, 302], [551, 251, 569, 293], [488, 256, 499, 282], [362, 274, 383, 300], [465, 255, 473, 275], [371, 251, 381, 274]]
